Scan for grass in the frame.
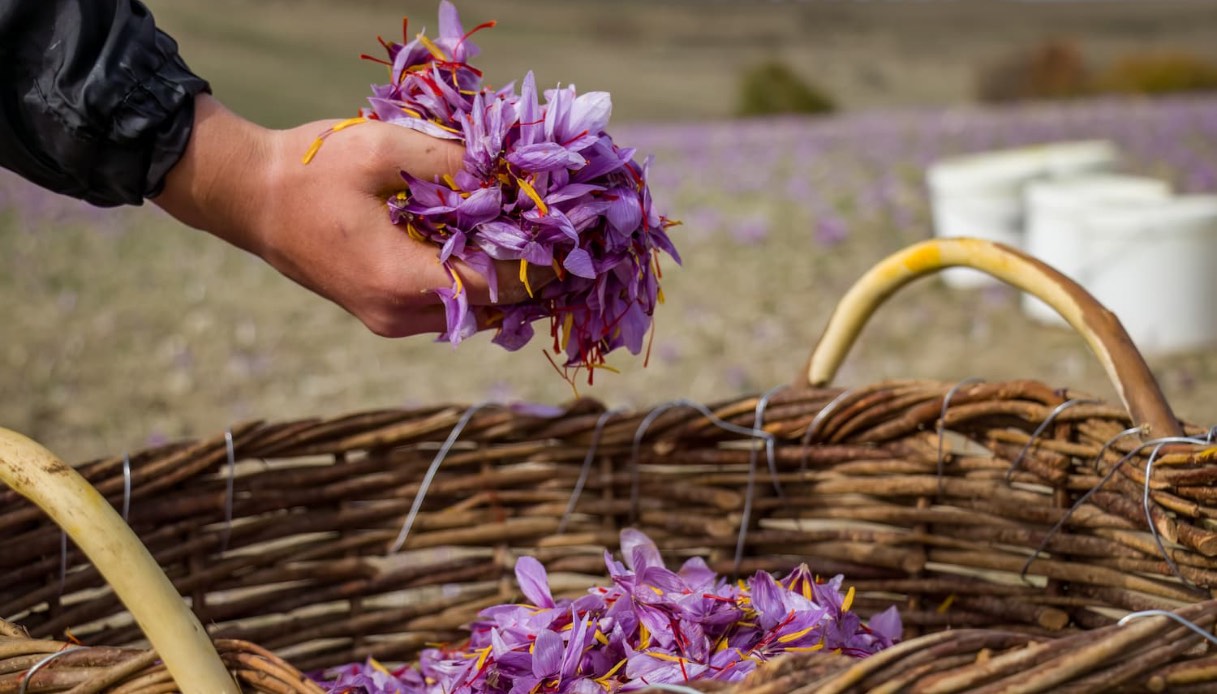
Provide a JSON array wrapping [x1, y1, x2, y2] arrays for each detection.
[[4, 0, 1217, 461]]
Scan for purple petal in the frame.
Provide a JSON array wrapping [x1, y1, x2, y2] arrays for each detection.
[[437, 0, 465, 42], [531, 629, 563, 678], [515, 556, 555, 608], [434, 282, 475, 346], [567, 91, 612, 139], [748, 571, 789, 629], [545, 183, 605, 205], [563, 247, 596, 279], [518, 71, 542, 147], [507, 143, 587, 172], [620, 529, 663, 572], [439, 231, 466, 263], [605, 187, 643, 235], [456, 186, 503, 228], [869, 606, 903, 645], [459, 248, 498, 304]]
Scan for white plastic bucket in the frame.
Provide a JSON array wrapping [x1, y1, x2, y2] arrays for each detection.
[[1023, 175, 1172, 324], [1063, 195, 1217, 354], [927, 141, 1119, 288]]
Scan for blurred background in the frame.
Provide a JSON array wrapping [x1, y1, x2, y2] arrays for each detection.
[[4, 0, 1217, 461]]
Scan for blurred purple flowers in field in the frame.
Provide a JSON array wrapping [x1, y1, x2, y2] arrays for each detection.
[[340, 1, 679, 379], [314, 530, 899, 693]]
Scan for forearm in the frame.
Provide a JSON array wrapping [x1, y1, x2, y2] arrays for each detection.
[[152, 94, 276, 256]]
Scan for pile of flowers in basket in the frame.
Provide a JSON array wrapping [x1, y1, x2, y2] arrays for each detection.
[[313, 530, 902, 693]]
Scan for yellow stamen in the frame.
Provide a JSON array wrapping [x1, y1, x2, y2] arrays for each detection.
[[300, 117, 367, 164], [474, 645, 493, 671], [405, 224, 427, 243], [430, 120, 464, 135], [784, 643, 826, 653], [517, 177, 549, 215], [645, 652, 687, 664], [452, 269, 466, 296], [561, 312, 574, 350], [595, 658, 628, 689], [520, 259, 534, 298], [656, 286, 666, 304], [401, 106, 423, 118], [802, 581, 812, 601], [639, 622, 651, 649], [368, 658, 391, 675], [937, 593, 957, 614], [842, 585, 856, 613], [331, 116, 367, 132], [715, 637, 730, 653], [417, 33, 448, 60], [649, 585, 664, 596], [777, 624, 818, 644], [441, 174, 459, 190], [301, 138, 325, 165], [594, 630, 610, 646]]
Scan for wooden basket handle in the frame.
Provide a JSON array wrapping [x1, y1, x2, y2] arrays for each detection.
[[0, 428, 239, 693], [799, 237, 1183, 438]]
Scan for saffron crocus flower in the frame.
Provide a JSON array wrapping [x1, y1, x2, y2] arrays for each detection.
[[313, 529, 901, 693], [342, 1, 680, 380]]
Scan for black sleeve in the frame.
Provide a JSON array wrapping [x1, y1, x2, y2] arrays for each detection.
[[0, 0, 210, 207]]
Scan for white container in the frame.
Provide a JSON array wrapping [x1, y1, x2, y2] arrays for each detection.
[[927, 141, 1119, 288], [1064, 195, 1217, 354], [1023, 175, 1172, 325]]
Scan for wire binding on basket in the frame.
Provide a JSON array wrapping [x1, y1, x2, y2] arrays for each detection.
[[627, 399, 776, 525], [558, 408, 626, 534], [1118, 609, 1217, 645], [121, 453, 131, 522], [734, 385, 789, 577], [1006, 398, 1101, 483], [389, 403, 497, 554], [936, 377, 986, 496], [1143, 441, 1190, 587], [18, 645, 86, 694], [220, 430, 237, 553], [1022, 434, 1210, 583]]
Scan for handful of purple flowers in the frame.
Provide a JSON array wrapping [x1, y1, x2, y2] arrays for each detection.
[[314, 1, 680, 381], [314, 530, 901, 693]]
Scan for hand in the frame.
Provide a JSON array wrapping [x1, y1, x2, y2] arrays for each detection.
[[154, 94, 540, 337]]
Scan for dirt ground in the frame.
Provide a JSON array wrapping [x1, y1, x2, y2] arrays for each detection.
[[3, 0, 1217, 462]]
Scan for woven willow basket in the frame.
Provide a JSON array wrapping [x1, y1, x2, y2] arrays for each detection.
[[3, 238, 1216, 693]]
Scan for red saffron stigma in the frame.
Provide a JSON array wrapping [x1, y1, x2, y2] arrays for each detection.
[[360, 54, 393, 67]]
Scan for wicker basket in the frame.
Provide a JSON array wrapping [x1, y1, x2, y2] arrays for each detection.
[[2, 238, 1216, 693]]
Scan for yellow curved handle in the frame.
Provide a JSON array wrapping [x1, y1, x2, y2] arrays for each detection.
[[0, 428, 238, 693], [801, 237, 1182, 438]]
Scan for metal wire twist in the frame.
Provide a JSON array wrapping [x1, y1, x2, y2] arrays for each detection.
[[558, 408, 627, 534], [1118, 609, 1217, 646], [18, 646, 87, 694], [389, 404, 496, 554], [1005, 398, 1099, 483]]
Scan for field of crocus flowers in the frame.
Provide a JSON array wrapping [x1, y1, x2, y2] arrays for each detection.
[[3, 1, 1217, 462]]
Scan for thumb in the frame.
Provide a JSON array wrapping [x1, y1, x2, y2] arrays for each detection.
[[374, 122, 466, 189]]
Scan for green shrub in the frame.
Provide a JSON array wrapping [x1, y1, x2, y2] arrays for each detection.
[[1095, 53, 1217, 95], [737, 60, 835, 117]]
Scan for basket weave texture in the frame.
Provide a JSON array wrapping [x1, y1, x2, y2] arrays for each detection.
[[2, 380, 1217, 692]]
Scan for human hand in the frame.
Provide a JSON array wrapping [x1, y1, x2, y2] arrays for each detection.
[[155, 94, 544, 337]]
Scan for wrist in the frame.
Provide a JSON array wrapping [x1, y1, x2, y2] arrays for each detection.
[[152, 94, 277, 256]]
